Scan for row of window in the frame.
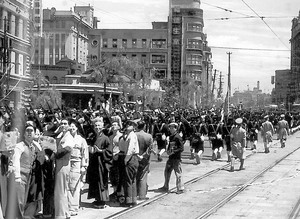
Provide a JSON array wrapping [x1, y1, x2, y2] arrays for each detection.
[[102, 39, 167, 49], [0, 9, 28, 41], [0, 51, 27, 76], [101, 53, 202, 65]]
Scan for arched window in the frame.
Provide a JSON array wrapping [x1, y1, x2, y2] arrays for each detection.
[[52, 76, 58, 84]]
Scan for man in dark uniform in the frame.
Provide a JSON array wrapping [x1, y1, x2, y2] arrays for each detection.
[[157, 122, 184, 194], [135, 121, 154, 200]]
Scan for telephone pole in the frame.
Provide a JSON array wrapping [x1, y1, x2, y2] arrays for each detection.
[[217, 71, 224, 98], [0, 17, 9, 106], [227, 52, 232, 103]]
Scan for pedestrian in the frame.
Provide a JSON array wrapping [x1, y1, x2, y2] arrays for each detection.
[[120, 122, 139, 207], [230, 118, 247, 171], [11, 122, 38, 219], [260, 115, 275, 153], [246, 118, 259, 151], [68, 120, 89, 216], [222, 116, 233, 162], [208, 116, 223, 161], [87, 121, 113, 209], [135, 121, 153, 200], [277, 114, 289, 148], [108, 122, 123, 200], [54, 118, 74, 219], [157, 122, 184, 194]]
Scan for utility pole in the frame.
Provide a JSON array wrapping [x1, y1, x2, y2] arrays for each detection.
[[227, 52, 232, 104], [0, 17, 9, 106], [217, 71, 224, 98]]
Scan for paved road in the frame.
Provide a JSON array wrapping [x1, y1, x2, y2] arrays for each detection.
[[73, 130, 288, 219]]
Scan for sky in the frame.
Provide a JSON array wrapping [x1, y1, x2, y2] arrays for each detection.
[[42, 0, 300, 94]]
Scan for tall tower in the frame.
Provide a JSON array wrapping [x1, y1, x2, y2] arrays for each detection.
[[168, 0, 212, 106], [290, 11, 300, 102], [291, 11, 300, 73]]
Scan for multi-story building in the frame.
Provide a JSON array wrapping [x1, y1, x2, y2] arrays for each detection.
[[33, 5, 95, 71], [273, 11, 300, 107], [0, 0, 33, 108], [169, 0, 213, 106], [30, 1, 213, 109], [88, 24, 169, 81], [291, 11, 300, 75]]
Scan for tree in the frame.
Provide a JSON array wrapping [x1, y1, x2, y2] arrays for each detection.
[[86, 55, 151, 103], [32, 87, 62, 110], [160, 79, 180, 110], [31, 70, 50, 95]]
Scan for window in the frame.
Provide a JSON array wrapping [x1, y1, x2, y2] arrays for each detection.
[[112, 54, 116, 57], [103, 38, 108, 48], [35, 9, 40, 14], [142, 39, 147, 48], [122, 39, 127, 48], [61, 21, 66, 28], [132, 54, 137, 58], [56, 21, 60, 28], [187, 39, 202, 49], [112, 39, 117, 48], [187, 23, 202, 32], [151, 54, 166, 64], [132, 39, 137, 48], [52, 76, 58, 84], [186, 54, 202, 65], [141, 54, 147, 64], [152, 39, 167, 49]]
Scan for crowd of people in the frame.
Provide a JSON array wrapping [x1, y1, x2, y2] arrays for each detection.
[[0, 103, 297, 219]]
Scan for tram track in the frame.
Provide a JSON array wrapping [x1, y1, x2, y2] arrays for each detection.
[[107, 140, 284, 219], [196, 145, 300, 219]]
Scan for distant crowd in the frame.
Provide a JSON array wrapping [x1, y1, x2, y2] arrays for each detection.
[[0, 103, 297, 218]]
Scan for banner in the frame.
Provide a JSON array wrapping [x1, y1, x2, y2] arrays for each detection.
[[0, 131, 18, 151]]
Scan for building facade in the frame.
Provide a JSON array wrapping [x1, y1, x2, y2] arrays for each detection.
[[169, 0, 213, 107], [0, 0, 33, 107], [273, 11, 300, 107], [88, 26, 169, 81], [33, 5, 95, 71]]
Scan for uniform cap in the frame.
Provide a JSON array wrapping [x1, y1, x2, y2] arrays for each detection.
[[235, 118, 243, 124], [169, 122, 178, 128]]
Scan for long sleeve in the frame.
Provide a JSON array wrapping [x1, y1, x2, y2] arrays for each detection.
[[81, 138, 89, 168], [12, 142, 24, 180]]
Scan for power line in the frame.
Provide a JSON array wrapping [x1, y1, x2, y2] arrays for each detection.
[[207, 15, 295, 21], [240, 0, 289, 49], [210, 46, 290, 52], [202, 1, 252, 17]]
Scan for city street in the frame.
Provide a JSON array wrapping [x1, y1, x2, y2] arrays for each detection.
[[72, 129, 300, 219]]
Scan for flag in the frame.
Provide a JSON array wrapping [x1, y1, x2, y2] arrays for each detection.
[[224, 91, 229, 116], [106, 92, 112, 114], [221, 91, 229, 122]]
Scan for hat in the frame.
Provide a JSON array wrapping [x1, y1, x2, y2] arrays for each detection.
[[280, 114, 285, 118], [264, 115, 269, 119], [235, 118, 243, 124], [169, 122, 178, 128]]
